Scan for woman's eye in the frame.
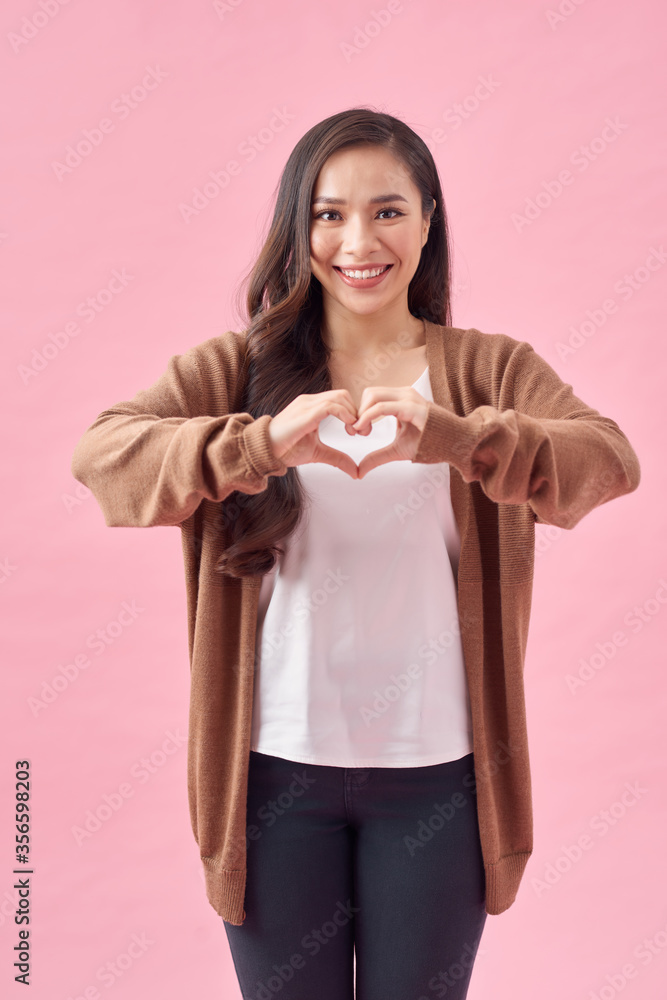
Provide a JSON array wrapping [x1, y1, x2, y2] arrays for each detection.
[[314, 209, 403, 221]]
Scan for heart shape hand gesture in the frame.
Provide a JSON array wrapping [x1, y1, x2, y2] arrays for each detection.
[[267, 385, 430, 480]]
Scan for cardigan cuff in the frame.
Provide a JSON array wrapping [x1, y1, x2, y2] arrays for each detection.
[[413, 401, 481, 476], [241, 413, 289, 482]]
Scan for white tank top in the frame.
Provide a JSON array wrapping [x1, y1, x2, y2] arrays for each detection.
[[250, 365, 474, 767]]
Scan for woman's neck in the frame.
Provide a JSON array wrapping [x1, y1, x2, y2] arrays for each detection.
[[321, 315, 426, 357]]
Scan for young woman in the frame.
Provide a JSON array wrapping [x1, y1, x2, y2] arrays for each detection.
[[71, 107, 641, 999]]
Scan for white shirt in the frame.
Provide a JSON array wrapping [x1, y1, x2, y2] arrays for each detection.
[[250, 364, 474, 767]]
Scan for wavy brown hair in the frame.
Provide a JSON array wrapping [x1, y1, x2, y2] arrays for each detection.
[[215, 106, 454, 578]]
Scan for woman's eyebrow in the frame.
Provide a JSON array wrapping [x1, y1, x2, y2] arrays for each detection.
[[311, 193, 409, 205]]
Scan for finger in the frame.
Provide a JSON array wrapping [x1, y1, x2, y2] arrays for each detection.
[[356, 384, 407, 415], [355, 390, 427, 434], [352, 422, 372, 435], [324, 389, 361, 418], [353, 403, 397, 433], [313, 443, 359, 479], [356, 444, 400, 480], [321, 399, 361, 432], [290, 399, 359, 445]]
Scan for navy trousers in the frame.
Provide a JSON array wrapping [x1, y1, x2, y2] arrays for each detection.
[[223, 749, 487, 1000]]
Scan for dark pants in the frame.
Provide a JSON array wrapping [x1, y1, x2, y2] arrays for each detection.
[[223, 749, 487, 1000]]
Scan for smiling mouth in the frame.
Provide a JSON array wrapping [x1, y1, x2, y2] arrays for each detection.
[[332, 264, 395, 290], [334, 264, 392, 278]]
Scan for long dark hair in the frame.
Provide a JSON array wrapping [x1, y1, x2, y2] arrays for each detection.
[[215, 106, 454, 578]]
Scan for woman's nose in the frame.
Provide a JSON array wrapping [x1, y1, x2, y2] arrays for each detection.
[[340, 222, 380, 253]]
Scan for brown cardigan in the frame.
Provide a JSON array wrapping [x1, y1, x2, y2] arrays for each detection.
[[70, 320, 641, 924]]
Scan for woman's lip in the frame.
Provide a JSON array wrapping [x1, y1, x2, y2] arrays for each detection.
[[333, 265, 392, 272], [333, 264, 393, 288]]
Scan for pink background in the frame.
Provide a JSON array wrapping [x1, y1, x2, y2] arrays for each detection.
[[2, 1, 665, 997]]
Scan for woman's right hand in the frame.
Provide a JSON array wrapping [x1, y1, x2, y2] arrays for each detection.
[[267, 390, 362, 479]]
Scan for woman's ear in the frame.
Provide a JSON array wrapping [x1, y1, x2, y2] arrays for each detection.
[[423, 198, 436, 246]]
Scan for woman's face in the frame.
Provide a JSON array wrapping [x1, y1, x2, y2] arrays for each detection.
[[309, 145, 431, 321]]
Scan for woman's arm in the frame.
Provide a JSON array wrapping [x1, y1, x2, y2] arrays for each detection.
[[412, 338, 641, 529], [70, 336, 288, 528]]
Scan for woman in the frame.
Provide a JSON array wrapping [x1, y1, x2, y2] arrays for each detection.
[[71, 107, 641, 999]]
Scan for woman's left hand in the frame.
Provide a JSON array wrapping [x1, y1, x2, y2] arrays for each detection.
[[351, 386, 430, 480]]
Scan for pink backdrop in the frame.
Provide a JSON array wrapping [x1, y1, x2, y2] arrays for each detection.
[[2, 1, 664, 997]]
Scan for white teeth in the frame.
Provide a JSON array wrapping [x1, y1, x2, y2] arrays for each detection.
[[339, 265, 389, 279]]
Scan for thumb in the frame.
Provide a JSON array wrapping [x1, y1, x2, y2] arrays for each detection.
[[311, 441, 359, 479]]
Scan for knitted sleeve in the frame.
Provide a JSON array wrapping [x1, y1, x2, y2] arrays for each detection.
[[70, 334, 288, 527], [412, 337, 641, 529]]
